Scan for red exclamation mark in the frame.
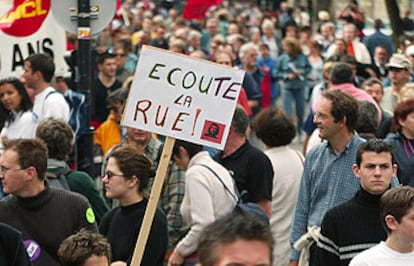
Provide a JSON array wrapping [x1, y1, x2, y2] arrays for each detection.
[[192, 108, 202, 136]]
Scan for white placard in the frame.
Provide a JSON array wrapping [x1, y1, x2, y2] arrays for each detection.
[[122, 46, 245, 149], [0, 0, 67, 78]]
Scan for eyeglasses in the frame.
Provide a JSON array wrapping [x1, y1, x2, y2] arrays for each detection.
[[104, 170, 126, 179], [314, 112, 329, 120], [0, 165, 25, 175]]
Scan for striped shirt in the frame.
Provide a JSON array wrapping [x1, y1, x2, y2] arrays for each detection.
[[290, 133, 365, 260], [290, 133, 399, 260]]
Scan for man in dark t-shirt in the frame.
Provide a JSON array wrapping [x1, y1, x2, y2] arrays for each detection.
[[214, 106, 273, 217], [92, 52, 122, 129]]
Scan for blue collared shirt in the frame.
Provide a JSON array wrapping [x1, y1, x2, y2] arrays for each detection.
[[290, 133, 399, 259]]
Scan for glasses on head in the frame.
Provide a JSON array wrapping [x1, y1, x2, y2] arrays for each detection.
[[0, 165, 25, 175], [104, 170, 126, 179]]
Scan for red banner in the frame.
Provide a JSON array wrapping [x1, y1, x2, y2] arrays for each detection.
[[183, 0, 223, 20]]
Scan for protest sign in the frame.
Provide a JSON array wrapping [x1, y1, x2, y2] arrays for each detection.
[[125, 46, 245, 265], [122, 45, 245, 150], [0, 0, 67, 77]]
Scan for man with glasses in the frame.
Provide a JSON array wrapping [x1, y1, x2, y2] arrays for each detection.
[[382, 53, 412, 113], [36, 118, 109, 224], [0, 138, 97, 265], [289, 90, 365, 266]]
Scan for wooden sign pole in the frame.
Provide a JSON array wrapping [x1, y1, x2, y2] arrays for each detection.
[[130, 136, 176, 265]]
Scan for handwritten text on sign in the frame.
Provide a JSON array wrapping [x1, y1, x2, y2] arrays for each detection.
[[122, 46, 245, 149]]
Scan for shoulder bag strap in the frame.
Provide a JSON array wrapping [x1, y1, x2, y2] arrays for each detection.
[[295, 150, 305, 166], [198, 164, 239, 203]]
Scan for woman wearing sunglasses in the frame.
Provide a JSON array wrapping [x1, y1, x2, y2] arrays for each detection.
[[99, 146, 168, 265], [0, 77, 38, 150]]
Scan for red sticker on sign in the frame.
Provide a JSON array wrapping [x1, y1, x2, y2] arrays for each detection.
[[0, 0, 50, 37], [201, 120, 225, 144]]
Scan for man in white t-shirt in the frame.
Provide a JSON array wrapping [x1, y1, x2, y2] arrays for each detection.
[[350, 186, 414, 266], [21, 53, 69, 121]]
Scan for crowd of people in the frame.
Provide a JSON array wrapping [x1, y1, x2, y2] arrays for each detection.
[[1, 0, 414, 265]]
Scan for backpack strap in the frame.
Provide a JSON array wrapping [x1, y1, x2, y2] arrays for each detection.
[[41, 90, 57, 118], [46, 168, 72, 190], [198, 164, 239, 204], [44, 90, 57, 100]]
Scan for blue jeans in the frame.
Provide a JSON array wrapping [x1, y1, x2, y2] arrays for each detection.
[[283, 87, 305, 134]]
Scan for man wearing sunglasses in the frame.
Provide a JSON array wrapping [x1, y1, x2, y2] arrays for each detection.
[[0, 138, 98, 266]]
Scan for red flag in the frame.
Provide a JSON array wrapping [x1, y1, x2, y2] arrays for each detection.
[[183, 0, 223, 20]]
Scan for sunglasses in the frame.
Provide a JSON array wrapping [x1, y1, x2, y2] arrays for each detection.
[[104, 170, 126, 179]]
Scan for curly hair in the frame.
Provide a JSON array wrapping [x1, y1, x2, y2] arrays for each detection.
[[58, 228, 111, 266], [321, 90, 359, 131], [36, 118, 74, 161]]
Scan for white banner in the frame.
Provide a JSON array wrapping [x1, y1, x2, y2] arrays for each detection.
[[0, 0, 67, 78], [122, 46, 245, 149]]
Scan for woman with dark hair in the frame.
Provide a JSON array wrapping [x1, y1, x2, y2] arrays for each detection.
[[253, 107, 304, 266], [275, 37, 311, 138], [99, 146, 168, 265], [385, 99, 414, 186], [168, 140, 236, 266], [0, 77, 37, 148]]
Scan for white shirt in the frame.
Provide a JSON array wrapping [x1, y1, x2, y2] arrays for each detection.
[[177, 151, 236, 256], [350, 241, 414, 266], [33, 87, 70, 121], [265, 146, 304, 266], [0, 110, 38, 151]]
